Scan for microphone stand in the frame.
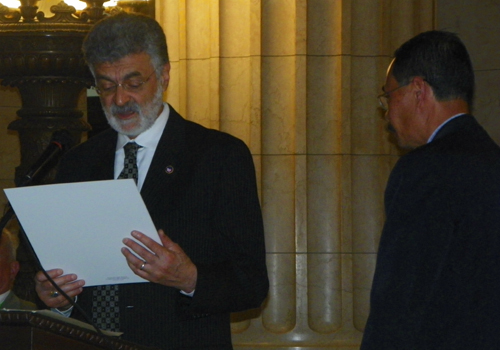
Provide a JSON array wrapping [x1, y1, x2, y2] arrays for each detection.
[[0, 129, 69, 240], [0, 130, 110, 339], [1, 206, 109, 340], [0, 136, 54, 240]]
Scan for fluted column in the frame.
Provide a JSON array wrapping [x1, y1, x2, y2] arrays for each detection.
[[156, 0, 434, 348], [350, 0, 434, 332]]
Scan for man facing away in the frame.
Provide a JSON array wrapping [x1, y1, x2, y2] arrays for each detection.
[[34, 12, 269, 350], [361, 30, 500, 349]]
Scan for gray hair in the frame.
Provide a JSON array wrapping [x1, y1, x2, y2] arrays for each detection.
[[82, 12, 169, 74]]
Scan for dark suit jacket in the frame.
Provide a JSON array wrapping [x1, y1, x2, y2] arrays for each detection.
[[361, 115, 500, 350], [55, 105, 269, 349], [2, 290, 37, 310]]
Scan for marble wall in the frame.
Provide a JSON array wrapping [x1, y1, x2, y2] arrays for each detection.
[[156, 1, 434, 348], [0, 1, 499, 349], [436, 1, 500, 146]]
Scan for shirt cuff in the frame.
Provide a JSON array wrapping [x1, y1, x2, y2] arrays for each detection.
[[50, 296, 77, 317], [180, 289, 195, 297]]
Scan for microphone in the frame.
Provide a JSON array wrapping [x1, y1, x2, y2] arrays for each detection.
[[3, 130, 111, 339], [17, 129, 73, 187]]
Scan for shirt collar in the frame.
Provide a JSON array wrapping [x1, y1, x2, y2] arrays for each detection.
[[0, 290, 11, 307], [116, 103, 170, 150], [427, 113, 466, 143]]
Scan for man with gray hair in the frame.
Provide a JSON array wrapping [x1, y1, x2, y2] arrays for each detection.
[[34, 12, 268, 350], [0, 229, 37, 310]]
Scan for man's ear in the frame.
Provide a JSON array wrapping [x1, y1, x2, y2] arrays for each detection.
[[412, 76, 431, 101], [160, 63, 171, 91]]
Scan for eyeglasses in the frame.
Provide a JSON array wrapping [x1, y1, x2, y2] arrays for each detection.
[[94, 70, 157, 97], [377, 84, 408, 111]]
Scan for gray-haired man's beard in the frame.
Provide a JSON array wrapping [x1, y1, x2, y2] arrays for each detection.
[[103, 86, 164, 137]]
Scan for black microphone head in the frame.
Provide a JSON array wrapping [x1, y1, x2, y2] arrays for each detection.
[[50, 129, 74, 151], [16, 129, 74, 187]]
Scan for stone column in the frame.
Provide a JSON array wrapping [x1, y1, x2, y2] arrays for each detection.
[[155, 0, 434, 348]]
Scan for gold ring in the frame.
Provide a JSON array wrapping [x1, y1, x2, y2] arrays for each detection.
[[50, 291, 60, 298], [140, 262, 146, 271]]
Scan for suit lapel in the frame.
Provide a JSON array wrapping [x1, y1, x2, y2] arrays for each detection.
[[88, 129, 117, 181], [140, 107, 187, 214]]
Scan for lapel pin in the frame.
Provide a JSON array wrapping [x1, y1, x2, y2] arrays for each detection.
[[165, 165, 174, 174]]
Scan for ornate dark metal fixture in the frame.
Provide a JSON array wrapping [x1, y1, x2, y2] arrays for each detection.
[[0, 0, 109, 184], [0, 0, 152, 183], [0, 0, 109, 24]]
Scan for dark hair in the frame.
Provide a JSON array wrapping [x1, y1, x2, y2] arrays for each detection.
[[392, 30, 475, 107], [82, 12, 169, 73]]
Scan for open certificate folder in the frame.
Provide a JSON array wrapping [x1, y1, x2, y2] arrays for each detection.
[[4, 179, 160, 286]]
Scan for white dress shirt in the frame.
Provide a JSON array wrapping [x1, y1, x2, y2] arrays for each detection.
[[114, 103, 170, 190], [114, 104, 195, 297], [0, 290, 10, 307]]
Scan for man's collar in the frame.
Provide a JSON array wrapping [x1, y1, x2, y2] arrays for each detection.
[[427, 113, 466, 143], [0, 290, 11, 306]]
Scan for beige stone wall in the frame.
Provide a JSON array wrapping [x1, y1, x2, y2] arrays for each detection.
[[0, 1, 499, 349], [0, 87, 20, 208], [157, 1, 433, 349], [436, 1, 500, 146]]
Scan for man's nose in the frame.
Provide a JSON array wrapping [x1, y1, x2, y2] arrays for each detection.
[[113, 85, 132, 106]]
